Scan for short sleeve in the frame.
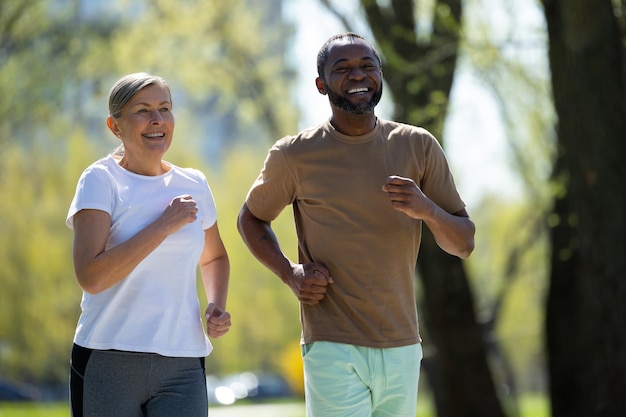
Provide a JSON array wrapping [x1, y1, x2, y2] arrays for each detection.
[[66, 164, 115, 229], [420, 135, 466, 215], [194, 169, 218, 230], [245, 141, 297, 221]]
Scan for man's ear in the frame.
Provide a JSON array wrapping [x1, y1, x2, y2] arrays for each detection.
[[315, 77, 327, 95], [106, 116, 121, 138]]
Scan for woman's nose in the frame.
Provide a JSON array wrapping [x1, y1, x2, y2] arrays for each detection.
[[150, 110, 164, 124]]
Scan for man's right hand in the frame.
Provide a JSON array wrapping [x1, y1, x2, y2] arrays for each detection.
[[288, 262, 333, 305]]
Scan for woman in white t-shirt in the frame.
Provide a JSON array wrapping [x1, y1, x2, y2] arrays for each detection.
[[67, 73, 231, 417]]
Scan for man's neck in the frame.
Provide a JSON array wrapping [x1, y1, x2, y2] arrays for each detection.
[[329, 111, 377, 136]]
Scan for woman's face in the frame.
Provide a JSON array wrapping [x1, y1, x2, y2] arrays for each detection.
[[107, 83, 174, 162]]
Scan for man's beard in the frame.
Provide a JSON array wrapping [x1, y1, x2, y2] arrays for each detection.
[[326, 84, 383, 115]]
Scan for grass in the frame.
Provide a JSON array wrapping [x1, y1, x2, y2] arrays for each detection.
[[0, 402, 68, 417], [0, 395, 549, 417]]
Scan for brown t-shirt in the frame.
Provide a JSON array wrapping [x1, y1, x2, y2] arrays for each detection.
[[245, 119, 465, 348]]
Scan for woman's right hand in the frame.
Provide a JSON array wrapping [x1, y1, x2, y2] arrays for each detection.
[[73, 195, 199, 294], [158, 195, 199, 234]]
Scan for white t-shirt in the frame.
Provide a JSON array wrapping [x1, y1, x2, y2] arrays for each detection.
[[67, 155, 216, 357]]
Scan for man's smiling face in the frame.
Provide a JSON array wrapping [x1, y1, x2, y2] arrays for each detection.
[[320, 38, 383, 115]]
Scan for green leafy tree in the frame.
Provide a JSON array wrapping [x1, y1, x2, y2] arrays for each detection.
[[459, 2, 555, 412], [0, 128, 97, 382], [0, 1, 82, 148], [79, 0, 297, 145]]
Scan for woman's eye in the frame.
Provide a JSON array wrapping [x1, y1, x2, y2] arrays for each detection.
[[160, 107, 171, 112]]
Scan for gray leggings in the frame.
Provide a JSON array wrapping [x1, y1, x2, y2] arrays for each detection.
[[70, 344, 208, 417]]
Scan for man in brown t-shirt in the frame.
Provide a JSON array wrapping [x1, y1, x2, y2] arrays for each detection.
[[237, 32, 475, 417]]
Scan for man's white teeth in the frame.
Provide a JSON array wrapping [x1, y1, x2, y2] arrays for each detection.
[[144, 133, 164, 138], [348, 88, 368, 94]]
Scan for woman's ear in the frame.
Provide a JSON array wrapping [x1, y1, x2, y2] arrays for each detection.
[[106, 116, 121, 138], [315, 77, 327, 95]]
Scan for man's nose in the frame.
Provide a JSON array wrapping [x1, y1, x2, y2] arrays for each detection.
[[348, 67, 367, 79]]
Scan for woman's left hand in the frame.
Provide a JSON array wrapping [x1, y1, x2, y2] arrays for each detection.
[[205, 303, 231, 339]]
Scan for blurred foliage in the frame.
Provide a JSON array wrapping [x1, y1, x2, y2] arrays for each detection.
[[0, 127, 99, 382], [467, 195, 548, 394], [458, 0, 554, 396], [199, 146, 302, 376], [452, 3, 554, 397]]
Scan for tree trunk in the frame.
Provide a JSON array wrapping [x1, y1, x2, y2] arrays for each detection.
[[419, 230, 506, 417], [542, 0, 626, 416]]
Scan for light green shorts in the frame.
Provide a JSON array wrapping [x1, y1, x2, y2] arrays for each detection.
[[302, 341, 423, 417]]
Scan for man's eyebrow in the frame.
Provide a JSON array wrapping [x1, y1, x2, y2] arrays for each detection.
[[330, 57, 349, 67], [331, 56, 377, 67]]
